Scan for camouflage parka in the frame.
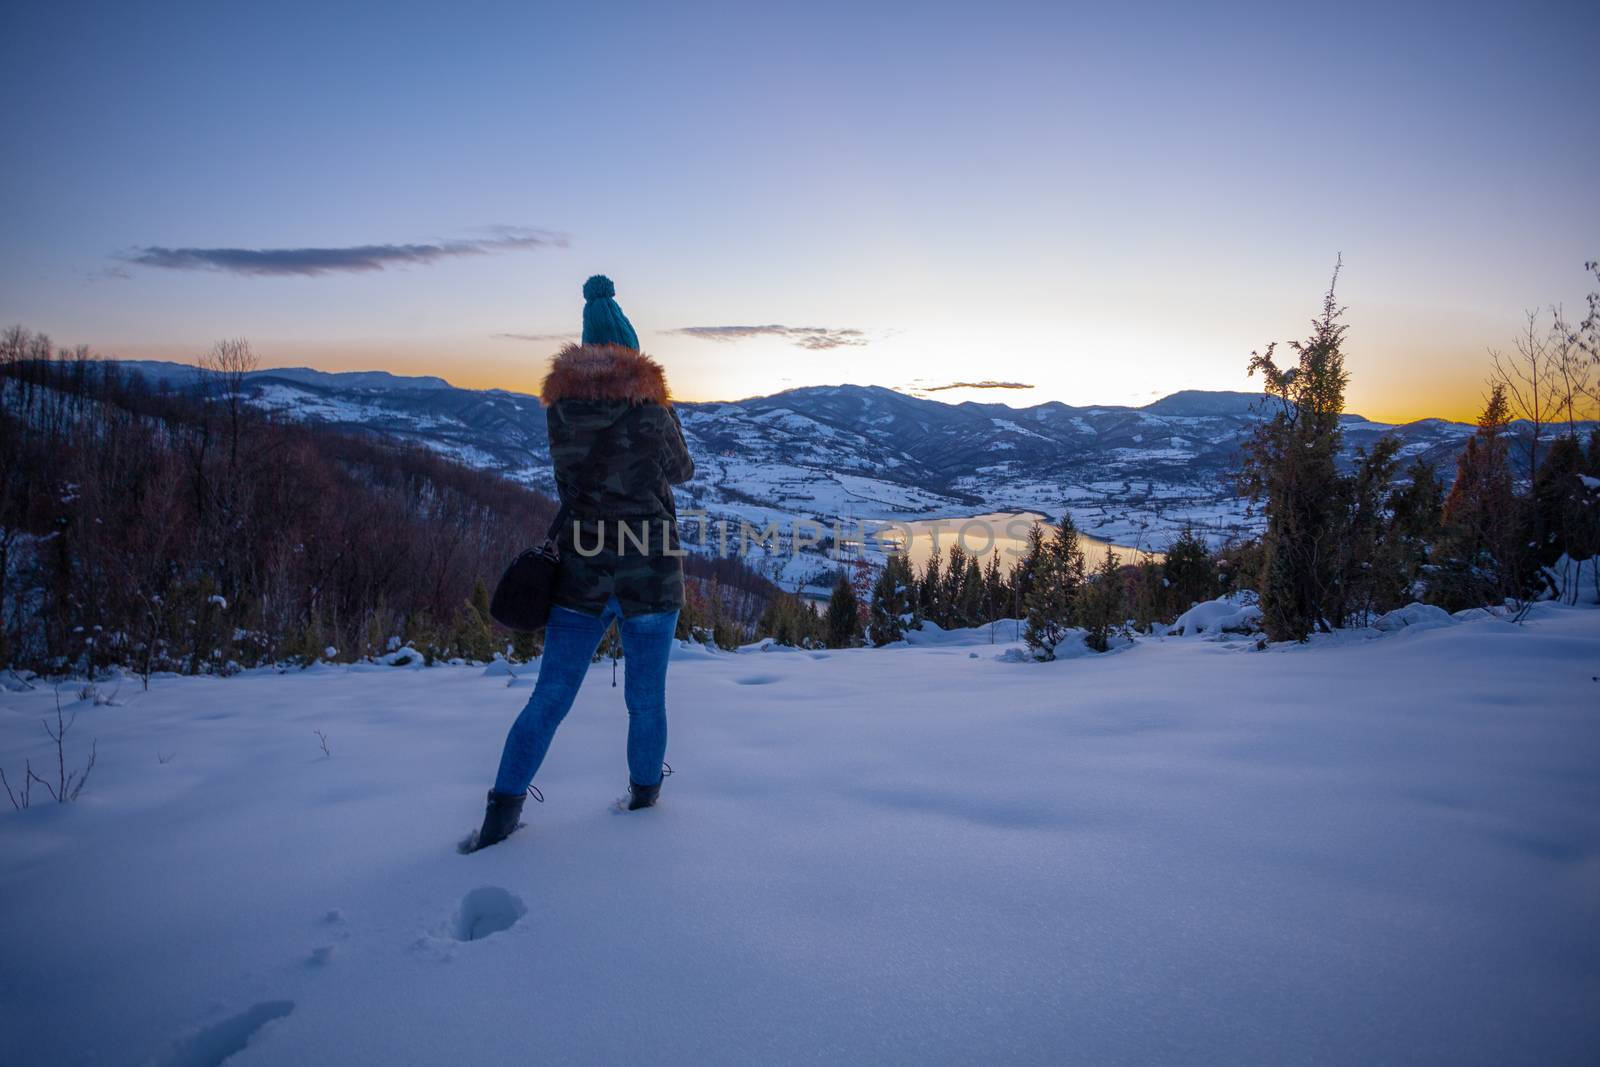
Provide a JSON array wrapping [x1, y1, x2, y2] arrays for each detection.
[[540, 343, 695, 616]]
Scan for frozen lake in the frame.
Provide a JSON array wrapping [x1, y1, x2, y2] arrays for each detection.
[[871, 510, 1164, 573]]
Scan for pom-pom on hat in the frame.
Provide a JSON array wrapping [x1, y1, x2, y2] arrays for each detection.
[[581, 274, 640, 350]]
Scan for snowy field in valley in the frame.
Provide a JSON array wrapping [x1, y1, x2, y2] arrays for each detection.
[[2, 607, 1598, 1065]]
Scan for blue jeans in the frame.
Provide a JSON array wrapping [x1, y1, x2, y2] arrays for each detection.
[[493, 595, 679, 796]]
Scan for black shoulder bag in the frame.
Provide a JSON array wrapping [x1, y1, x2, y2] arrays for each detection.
[[489, 432, 607, 632]]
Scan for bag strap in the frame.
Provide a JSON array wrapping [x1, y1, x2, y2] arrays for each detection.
[[542, 426, 611, 549]]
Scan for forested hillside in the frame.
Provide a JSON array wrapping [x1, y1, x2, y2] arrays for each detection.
[[0, 335, 775, 677]]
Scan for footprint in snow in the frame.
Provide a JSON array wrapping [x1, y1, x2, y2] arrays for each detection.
[[451, 886, 527, 941], [144, 1001, 295, 1067], [306, 908, 348, 966], [411, 886, 527, 960], [734, 674, 782, 686]]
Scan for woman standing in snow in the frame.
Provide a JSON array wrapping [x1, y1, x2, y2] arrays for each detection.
[[472, 276, 695, 851]]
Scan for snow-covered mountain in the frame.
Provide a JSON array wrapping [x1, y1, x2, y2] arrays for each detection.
[[112, 360, 1479, 551]]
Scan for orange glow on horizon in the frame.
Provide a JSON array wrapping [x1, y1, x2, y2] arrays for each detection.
[[99, 339, 1494, 425]]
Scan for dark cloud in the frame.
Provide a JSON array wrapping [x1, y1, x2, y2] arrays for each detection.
[[493, 332, 578, 343], [920, 380, 1035, 392], [669, 324, 868, 351], [118, 227, 567, 277]]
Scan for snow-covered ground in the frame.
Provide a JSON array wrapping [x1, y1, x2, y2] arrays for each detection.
[[3, 607, 1598, 1064]]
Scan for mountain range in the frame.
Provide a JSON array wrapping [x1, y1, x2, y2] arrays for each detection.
[[111, 360, 1482, 562]]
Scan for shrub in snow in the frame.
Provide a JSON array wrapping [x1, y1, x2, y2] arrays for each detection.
[[2, 689, 96, 810], [482, 657, 516, 678], [1172, 596, 1263, 637], [379, 646, 427, 668], [1372, 603, 1455, 634]]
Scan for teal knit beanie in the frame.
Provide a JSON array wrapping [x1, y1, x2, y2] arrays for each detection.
[[581, 275, 639, 349]]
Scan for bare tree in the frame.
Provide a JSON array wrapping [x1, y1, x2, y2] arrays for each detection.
[[1488, 310, 1555, 478], [1547, 305, 1596, 434], [1577, 260, 1599, 363], [199, 338, 258, 469]]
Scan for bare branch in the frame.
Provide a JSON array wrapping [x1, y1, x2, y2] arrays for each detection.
[[0, 765, 22, 810]]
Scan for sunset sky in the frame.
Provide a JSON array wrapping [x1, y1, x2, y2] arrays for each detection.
[[2, 1, 1595, 423]]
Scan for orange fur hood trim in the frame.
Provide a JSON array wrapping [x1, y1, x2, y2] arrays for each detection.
[[539, 343, 671, 405]]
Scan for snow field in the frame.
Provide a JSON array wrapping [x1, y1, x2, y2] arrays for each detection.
[[1, 606, 1597, 1064]]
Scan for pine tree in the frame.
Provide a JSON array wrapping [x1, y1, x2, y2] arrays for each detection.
[[868, 554, 914, 646], [1244, 260, 1351, 640], [1332, 435, 1403, 624], [1013, 522, 1045, 607], [918, 547, 944, 627], [1437, 384, 1525, 609], [1161, 525, 1217, 618], [758, 593, 808, 646], [957, 556, 985, 628], [824, 570, 862, 648], [1529, 433, 1594, 571], [1129, 556, 1165, 632], [1082, 549, 1126, 653], [942, 544, 969, 626], [1388, 459, 1444, 604], [1052, 515, 1088, 598], [981, 550, 1008, 634], [1023, 515, 1086, 660]]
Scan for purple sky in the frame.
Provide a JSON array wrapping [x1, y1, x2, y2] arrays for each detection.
[[2, 0, 1595, 420]]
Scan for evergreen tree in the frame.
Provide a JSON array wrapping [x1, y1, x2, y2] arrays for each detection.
[[1023, 515, 1086, 660], [957, 556, 985, 628], [942, 544, 969, 626], [1082, 550, 1126, 653], [1052, 515, 1088, 598], [1388, 459, 1444, 603], [1013, 522, 1045, 608], [1161, 525, 1217, 617], [918, 547, 944, 627], [509, 626, 543, 661], [824, 571, 862, 648], [868, 553, 914, 646], [452, 578, 496, 662], [1437, 384, 1526, 609], [1129, 556, 1165, 632], [1244, 260, 1351, 640], [981, 550, 1008, 633], [758, 592, 821, 647], [1332, 435, 1403, 624], [1529, 434, 1596, 571]]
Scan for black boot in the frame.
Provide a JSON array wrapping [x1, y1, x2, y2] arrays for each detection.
[[626, 780, 661, 811], [470, 789, 526, 851]]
